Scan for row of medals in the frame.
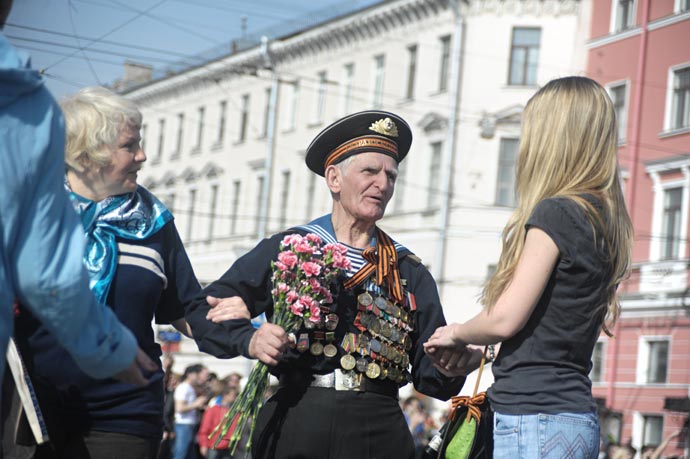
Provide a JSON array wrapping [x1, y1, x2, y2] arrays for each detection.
[[340, 291, 414, 385]]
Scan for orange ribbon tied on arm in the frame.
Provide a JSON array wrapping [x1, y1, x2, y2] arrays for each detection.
[[343, 228, 404, 303], [449, 393, 487, 423]]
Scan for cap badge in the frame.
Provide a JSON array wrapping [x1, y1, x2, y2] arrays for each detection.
[[369, 117, 399, 138]]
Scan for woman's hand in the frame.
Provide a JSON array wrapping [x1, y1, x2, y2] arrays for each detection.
[[423, 323, 463, 355], [206, 295, 251, 322]]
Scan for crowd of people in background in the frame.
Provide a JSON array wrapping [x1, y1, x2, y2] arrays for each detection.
[[156, 356, 449, 459]]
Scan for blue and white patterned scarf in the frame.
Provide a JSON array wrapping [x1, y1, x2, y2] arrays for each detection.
[[66, 182, 173, 303]]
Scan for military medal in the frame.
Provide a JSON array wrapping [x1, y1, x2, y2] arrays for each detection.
[[310, 331, 324, 356], [297, 333, 309, 353], [374, 296, 388, 312], [355, 357, 368, 373], [366, 361, 381, 379], [340, 333, 357, 370], [358, 292, 373, 306], [323, 331, 337, 358], [325, 313, 339, 331]]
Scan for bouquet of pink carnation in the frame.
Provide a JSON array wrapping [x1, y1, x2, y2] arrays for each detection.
[[211, 233, 350, 454]]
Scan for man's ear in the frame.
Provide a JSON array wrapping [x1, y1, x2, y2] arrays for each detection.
[[325, 165, 341, 194]]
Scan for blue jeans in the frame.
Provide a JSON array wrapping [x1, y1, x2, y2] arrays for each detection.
[[493, 412, 599, 459], [173, 423, 198, 459]]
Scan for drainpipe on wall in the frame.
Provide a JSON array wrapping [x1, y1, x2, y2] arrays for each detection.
[[606, 0, 650, 411], [433, 0, 465, 294]]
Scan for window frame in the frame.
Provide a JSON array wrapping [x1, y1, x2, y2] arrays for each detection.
[[647, 166, 689, 263], [664, 64, 690, 132], [439, 35, 451, 92], [405, 44, 417, 101], [495, 137, 519, 207], [427, 141, 443, 209], [372, 54, 386, 109], [636, 336, 670, 384], [507, 27, 541, 86], [606, 80, 630, 144], [610, 0, 637, 33], [238, 93, 250, 143]]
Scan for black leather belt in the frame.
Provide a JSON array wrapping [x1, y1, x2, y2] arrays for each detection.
[[278, 369, 399, 399]]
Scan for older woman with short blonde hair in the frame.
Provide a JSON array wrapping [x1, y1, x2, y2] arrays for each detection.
[[16, 86, 200, 459]]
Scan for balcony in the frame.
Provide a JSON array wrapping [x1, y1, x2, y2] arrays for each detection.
[[637, 259, 689, 293]]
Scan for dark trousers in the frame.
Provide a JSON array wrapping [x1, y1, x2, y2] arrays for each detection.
[[34, 430, 159, 459], [252, 386, 414, 459]]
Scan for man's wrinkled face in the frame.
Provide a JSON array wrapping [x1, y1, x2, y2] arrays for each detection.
[[329, 152, 398, 224]]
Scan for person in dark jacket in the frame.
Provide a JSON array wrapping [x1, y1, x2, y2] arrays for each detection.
[[186, 111, 482, 459]]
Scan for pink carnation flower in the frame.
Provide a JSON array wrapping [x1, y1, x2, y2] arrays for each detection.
[[290, 302, 304, 316], [332, 253, 351, 270], [275, 261, 288, 272], [301, 261, 321, 277], [305, 233, 322, 245], [286, 290, 299, 304], [277, 250, 298, 269], [308, 303, 321, 322], [299, 295, 316, 309], [282, 234, 303, 247], [308, 277, 321, 291], [294, 240, 316, 255], [277, 283, 289, 293]]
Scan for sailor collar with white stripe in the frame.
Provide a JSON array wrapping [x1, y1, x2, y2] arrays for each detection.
[[291, 214, 407, 254]]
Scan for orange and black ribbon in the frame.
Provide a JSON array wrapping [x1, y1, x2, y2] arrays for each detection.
[[449, 392, 487, 423], [343, 227, 404, 304]]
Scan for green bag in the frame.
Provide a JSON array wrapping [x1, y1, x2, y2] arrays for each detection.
[[438, 347, 493, 459]]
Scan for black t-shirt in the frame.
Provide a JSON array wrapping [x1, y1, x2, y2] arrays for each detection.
[[488, 196, 611, 414]]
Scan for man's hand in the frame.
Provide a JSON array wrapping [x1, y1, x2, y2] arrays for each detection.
[[112, 348, 158, 386], [206, 295, 251, 322], [248, 323, 289, 366], [425, 345, 484, 378]]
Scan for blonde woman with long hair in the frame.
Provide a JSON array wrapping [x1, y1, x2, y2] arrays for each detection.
[[424, 76, 633, 459]]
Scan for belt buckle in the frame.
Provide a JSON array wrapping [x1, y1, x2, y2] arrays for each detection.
[[335, 369, 362, 391]]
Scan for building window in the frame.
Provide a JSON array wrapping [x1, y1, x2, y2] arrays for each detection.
[[393, 159, 407, 213], [239, 94, 250, 143], [163, 192, 175, 212], [661, 187, 682, 260], [508, 27, 540, 86], [590, 341, 605, 383], [283, 81, 299, 131], [255, 174, 265, 236], [279, 170, 290, 229], [305, 173, 316, 219], [262, 87, 272, 138], [438, 35, 451, 92], [314, 71, 327, 124], [613, 0, 636, 32], [638, 338, 669, 384], [341, 63, 354, 116], [230, 180, 240, 235], [186, 188, 197, 242], [496, 138, 518, 207], [206, 184, 218, 243], [140, 123, 147, 155], [217, 100, 227, 144], [194, 106, 205, 152], [372, 54, 385, 109], [671, 66, 690, 130], [173, 113, 184, 159], [405, 45, 417, 101], [642, 415, 664, 447], [428, 141, 443, 209], [678, 0, 690, 13], [156, 118, 165, 162], [608, 83, 628, 143]]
